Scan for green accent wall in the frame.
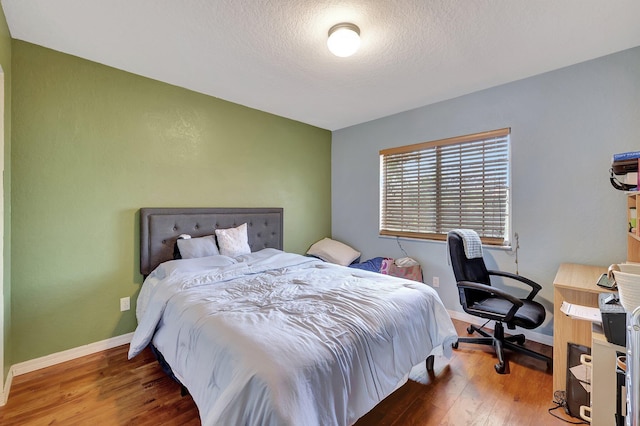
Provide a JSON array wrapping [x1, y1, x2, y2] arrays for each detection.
[[0, 5, 11, 382], [11, 41, 331, 363]]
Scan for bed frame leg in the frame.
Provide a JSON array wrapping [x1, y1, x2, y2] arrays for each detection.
[[425, 355, 435, 372]]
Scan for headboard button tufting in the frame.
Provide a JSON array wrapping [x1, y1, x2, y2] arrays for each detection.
[[140, 208, 283, 277]]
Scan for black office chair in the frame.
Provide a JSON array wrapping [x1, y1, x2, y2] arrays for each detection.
[[447, 229, 552, 374]]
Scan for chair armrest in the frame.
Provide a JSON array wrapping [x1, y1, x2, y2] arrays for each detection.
[[487, 270, 542, 300], [458, 280, 523, 322], [458, 280, 524, 306]]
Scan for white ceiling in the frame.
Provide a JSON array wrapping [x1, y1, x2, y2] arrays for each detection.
[[2, 0, 640, 131]]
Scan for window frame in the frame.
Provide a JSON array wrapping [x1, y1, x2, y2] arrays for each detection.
[[379, 128, 511, 247]]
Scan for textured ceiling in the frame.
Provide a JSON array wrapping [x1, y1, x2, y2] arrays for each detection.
[[2, 0, 640, 131]]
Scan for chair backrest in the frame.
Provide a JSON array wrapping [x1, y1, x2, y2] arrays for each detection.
[[447, 231, 491, 308]]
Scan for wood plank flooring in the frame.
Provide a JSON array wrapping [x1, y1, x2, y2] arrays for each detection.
[[0, 320, 579, 425]]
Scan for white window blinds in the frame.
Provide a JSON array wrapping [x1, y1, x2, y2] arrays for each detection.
[[379, 128, 511, 246]]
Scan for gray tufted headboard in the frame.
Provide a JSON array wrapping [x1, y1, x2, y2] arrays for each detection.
[[140, 207, 284, 276]]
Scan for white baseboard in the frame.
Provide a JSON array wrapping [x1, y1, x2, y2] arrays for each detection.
[[11, 332, 134, 376], [447, 309, 553, 347], [0, 367, 13, 406], [0, 332, 134, 406]]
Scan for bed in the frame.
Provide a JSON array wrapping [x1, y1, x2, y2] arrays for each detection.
[[129, 207, 458, 426]]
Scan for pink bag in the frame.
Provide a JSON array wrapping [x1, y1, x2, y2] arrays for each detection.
[[380, 258, 423, 283]]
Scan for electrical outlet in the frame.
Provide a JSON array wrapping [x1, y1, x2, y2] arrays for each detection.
[[432, 276, 440, 287], [120, 297, 130, 312]]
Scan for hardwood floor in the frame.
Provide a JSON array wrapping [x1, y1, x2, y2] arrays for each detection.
[[0, 320, 579, 425]]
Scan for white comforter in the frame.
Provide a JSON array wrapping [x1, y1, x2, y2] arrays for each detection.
[[129, 249, 457, 426]]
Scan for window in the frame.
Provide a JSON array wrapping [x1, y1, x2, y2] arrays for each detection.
[[379, 128, 511, 246]]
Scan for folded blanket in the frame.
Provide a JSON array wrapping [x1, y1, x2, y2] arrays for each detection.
[[450, 229, 483, 259]]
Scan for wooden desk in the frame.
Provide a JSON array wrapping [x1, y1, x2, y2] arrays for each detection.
[[553, 263, 615, 394]]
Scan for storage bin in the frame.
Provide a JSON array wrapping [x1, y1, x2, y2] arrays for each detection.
[[612, 263, 640, 312]]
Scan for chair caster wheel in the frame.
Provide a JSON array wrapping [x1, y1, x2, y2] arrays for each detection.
[[494, 363, 506, 374], [452, 341, 459, 349], [466, 326, 474, 334], [515, 336, 525, 345]]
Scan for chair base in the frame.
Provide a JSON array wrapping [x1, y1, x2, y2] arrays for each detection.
[[453, 322, 552, 374]]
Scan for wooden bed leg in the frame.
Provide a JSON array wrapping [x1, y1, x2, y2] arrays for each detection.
[[425, 355, 435, 372]]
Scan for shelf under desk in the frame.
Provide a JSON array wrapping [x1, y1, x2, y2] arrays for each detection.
[[553, 263, 615, 395]]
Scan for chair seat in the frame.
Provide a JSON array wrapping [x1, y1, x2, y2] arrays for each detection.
[[471, 297, 546, 329]]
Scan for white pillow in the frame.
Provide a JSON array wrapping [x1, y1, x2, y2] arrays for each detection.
[[177, 235, 220, 259], [307, 237, 360, 266], [215, 223, 251, 257]]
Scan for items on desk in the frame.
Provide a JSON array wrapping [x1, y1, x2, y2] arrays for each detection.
[[597, 272, 617, 289], [598, 293, 626, 346], [560, 301, 602, 323], [610, 263, 640, 313]]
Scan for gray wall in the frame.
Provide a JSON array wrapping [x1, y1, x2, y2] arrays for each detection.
[[332, 46, 640, 337]]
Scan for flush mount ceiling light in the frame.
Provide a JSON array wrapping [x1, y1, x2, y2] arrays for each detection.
[[327, 23, 361, 57]]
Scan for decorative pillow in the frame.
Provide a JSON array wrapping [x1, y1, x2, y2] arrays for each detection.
[[177, 235, 220, 259], [306, 237, 361, 266], [215, 223, 251, 257], [173, 234, 192, 259]]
